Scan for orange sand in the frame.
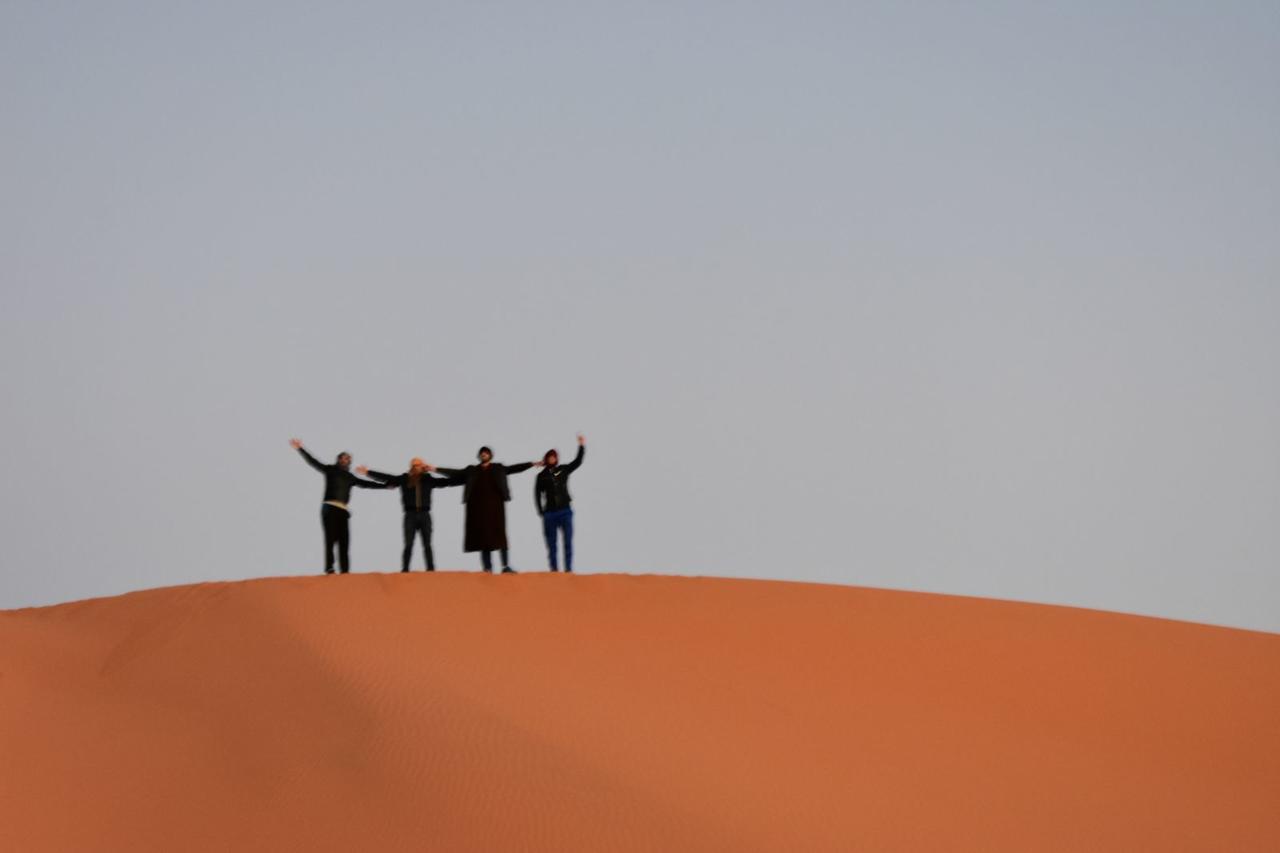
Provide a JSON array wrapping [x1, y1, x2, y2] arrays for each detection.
[[1, 573, 1277, 851]]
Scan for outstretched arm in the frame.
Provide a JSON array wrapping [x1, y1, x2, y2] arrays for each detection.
[[291, 439, 326, 472], [432, 474, 467, 489], [361, 468, 401, 485], [434, 466, 467, 478], [352, 474, 394, 489], [506, 461, 535, 475]]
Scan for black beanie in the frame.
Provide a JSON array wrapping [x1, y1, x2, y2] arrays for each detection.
[[477, 446, 493, 460]]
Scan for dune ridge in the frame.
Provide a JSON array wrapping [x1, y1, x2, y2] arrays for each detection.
[[2, 572, 1278, 852]]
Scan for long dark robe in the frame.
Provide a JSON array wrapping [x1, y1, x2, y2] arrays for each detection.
[[464, 465, 508, 552]]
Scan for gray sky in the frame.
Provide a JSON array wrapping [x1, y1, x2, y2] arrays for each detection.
[[2, 1, 1277, 632]]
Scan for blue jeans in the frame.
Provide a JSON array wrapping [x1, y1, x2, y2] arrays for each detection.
[[542, 508, 574, 571]]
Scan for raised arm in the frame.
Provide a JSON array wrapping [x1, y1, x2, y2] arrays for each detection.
[[291, 439, 327, 473], [562, 437, 586, 473]]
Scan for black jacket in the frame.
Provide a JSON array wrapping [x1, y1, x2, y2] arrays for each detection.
[[366, 469, 464, 513], [535, 445, 584, 515], [436, 461, 534, 504], [297, 448, 389, 505]]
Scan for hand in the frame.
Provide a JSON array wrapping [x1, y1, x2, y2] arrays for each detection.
[[355, 465, 369, 476], [534, 460, 546, 467], [577, 433, 585, 446], [289, 438, 303, 450], [425, 464, 437, 472]]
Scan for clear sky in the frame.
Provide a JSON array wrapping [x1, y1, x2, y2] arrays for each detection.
[[2, 2, 1277, 632]]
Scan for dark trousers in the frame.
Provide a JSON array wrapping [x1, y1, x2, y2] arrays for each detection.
[[321, 504, 350, 573], [403, 510, 434, 572], [542, 508, 574, 571], [480, 549, 509, 572]]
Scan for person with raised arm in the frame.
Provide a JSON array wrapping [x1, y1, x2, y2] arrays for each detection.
[[290, 438, 391, 574], [355, 457, 463, 572], [535, 434, 587, 573], [434, 447, 537, 574]]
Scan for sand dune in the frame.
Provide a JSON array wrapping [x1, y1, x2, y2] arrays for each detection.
[[1, 573, 1277, 851]]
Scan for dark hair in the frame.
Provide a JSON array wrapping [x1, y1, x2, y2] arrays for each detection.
[[543, 449, 558, 465], [336, 452, 351, 462], [477, 446, 493, 460]]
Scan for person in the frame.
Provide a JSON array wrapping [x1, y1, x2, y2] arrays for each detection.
[[535, 434, 586, 572], [435, 447, 537, 573], [290, 438, 391, 574], [356, 458, 463, 572]]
